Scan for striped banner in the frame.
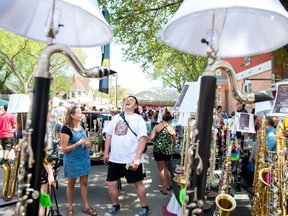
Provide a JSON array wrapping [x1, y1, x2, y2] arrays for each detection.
[[99, 6, 110, 94]]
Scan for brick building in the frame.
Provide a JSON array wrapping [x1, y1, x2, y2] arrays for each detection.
[[217, 51, 287, 115]]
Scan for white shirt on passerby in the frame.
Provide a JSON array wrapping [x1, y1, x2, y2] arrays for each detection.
[[54, 105, 67, 122], [103, 113, 147, 164]]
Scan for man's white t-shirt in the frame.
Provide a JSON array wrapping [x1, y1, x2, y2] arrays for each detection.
[[103, 113, 147, 164]]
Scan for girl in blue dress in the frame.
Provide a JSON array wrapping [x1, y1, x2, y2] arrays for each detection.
[[60, 105, 97, 216]]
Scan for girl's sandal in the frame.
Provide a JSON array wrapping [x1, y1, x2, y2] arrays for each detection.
[[66, 209, 73, 216], [166, 186, 173, 191], [83, 207, 97, 216]]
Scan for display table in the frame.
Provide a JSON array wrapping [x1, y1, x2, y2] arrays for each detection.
[[168, 158, 183, 205]]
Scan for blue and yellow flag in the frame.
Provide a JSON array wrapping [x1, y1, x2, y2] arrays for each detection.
[[99, 6, 110, 94]]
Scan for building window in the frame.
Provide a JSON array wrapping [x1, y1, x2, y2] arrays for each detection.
[[78, 91, 81, 97], [243, 81, 252, 93], [217, 93, 222, 102], [244, 57, 251, 66], [71, 91, 75, 98]]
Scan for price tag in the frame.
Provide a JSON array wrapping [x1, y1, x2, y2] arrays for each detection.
[[40, 192, 52, 207], [179, 188, 186, 205]]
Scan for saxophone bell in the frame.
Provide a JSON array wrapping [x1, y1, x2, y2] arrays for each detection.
[[258, 167, 270, 186], [215, 194, 236, 216], [1, 148, 20, 201]]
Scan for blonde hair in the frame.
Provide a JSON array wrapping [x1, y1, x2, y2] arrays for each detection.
[[64, 105, 79, 128]]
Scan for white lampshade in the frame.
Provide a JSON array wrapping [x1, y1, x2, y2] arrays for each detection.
[[7, 94, 31, 113], [0, 0, 113, 47], [159, 0, 288, 57], [178, 81, 200, 113], [255, 100, 273, 116], [167, 194, 181, 215], [176, 112, 191, 127]]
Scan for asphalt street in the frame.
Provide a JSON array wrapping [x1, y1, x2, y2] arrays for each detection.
[[0, 147, 171, 216], [0, 146, 252, 216]]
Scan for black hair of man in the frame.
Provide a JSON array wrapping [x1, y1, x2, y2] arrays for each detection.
[[267, 116, 275, 127], [3, 104, 8, 111]]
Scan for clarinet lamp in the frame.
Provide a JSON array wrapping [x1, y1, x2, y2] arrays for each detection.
[[0, 0, 113, 46], [0, 1, 114, 215], [158, 0, 288, 215], [159, 0, 288, 58]]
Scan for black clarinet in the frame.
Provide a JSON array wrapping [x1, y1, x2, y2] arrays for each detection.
[[18, 44, 115, 216], [183, 60, 273, 216], [185, 75, 216, 215]]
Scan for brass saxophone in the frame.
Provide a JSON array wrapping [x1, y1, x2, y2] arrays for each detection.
[[254, 119, 288, 216], [273, 121, 287, 216], [251, 116, 268, 216], [214, 128, 236, 216], [1, 146, 20, 201]]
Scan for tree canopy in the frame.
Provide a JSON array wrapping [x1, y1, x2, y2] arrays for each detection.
[[0, 30, 87, 95], [0, 30, 45, 93], [99, 0, 207, 92]]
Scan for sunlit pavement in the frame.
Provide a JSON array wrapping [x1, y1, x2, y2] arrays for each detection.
[[0, 147, 171, 216], [0, 146, 252, 216]]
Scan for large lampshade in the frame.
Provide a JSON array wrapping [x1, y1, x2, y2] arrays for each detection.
[[176, 112, 191, 127], [160, 0, 288, 57], [178, 81, 200, 113], [7, 94, 31, 113], [0, 0, 113, 47], [255, 100, 273, 116]]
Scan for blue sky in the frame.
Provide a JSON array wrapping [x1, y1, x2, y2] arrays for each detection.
[[83, 44, 162, 93]]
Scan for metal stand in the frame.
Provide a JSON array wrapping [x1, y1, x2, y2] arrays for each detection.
[[45, 184, 61, 216]]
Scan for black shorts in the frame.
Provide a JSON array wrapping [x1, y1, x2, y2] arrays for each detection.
[[106, 161, 146, 183], [153, 151, 171, 161], [41, 167, 48, 184], [0, 138, 14, 151]]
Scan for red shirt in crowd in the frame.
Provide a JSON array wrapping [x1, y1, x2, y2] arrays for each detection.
[[0, 112, 16, 138]]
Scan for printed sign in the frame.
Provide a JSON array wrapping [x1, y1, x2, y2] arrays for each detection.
[[270, 82, 288, 116], [235, 112, 256, 133]]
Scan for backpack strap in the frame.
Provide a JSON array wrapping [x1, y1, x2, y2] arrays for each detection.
[[120, 112, 137, 137]]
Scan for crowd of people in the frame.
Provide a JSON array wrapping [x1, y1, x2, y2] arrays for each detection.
[[0, 95, 282, 216], [55, 95, 176, 216]]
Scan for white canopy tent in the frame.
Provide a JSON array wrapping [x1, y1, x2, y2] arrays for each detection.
[[134, 88, 179, 107], [52, 96, 68, 107]]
